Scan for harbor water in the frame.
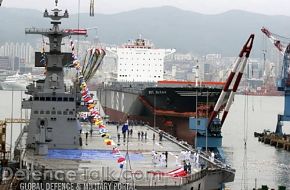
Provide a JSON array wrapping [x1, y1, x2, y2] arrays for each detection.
[[0, 90, 290, 189]]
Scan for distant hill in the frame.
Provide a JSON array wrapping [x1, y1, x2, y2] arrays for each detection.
[[1, 6, 290, 56]]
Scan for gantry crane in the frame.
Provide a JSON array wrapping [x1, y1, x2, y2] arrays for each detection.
[[261, 27, 290, 135]]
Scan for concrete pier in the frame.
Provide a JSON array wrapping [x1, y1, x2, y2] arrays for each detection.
[[256, 133, 290, 152]]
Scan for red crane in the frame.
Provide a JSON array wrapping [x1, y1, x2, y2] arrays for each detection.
[[261, 27, 286, 54]]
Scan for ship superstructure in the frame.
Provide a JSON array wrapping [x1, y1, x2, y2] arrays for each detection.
[[107, 38, 175, 82], [19, 1, 87, 154]]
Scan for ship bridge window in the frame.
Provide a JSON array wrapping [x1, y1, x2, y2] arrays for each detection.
[[46, 111, 50, 114], [46, 97, 51, 101], [40, 97, 45, 101], [69, 111, 74, 115], [63, 111, 68, 115], [52, 111, 56, 115], [57, 111, 62, 115], [34, 110, 39, 114], [69, 98, 74, 102], [57, 97, 62, 101], [34, 97, 39, 101], [63, 97, 68, 101], [40, 110, 44, 114], [52, 97, 56, 101]]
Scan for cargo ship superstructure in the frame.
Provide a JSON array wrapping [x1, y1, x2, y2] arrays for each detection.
[[98, 39, 226, 145]]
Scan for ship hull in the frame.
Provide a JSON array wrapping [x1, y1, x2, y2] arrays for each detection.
[[0, 81, 27, 91], [97, 84, 224, 146]]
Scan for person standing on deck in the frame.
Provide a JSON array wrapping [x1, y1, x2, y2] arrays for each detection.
[[193, 151, 197, 163], [210, 152, 215, 163], [175, 155, 179, 166], [159, 131, 163, 141], [160, 153, 166, 167], [187, 162, 192, 174], [196, 151, 200, 167], [183, 161, 188, 174], [85, 132, 89, 145], [117, 133, 121, 142], [165, 151, 168, 167]]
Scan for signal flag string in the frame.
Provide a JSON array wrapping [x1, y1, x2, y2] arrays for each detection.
[[69, 40, 126, 168]]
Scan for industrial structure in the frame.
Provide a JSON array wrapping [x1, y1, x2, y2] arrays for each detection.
[[261, 27, 290, 135]]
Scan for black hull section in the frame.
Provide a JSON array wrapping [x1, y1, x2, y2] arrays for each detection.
[[96, 85, 224, 145]]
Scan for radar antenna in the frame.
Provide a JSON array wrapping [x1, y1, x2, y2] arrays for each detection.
[[55, 0, 58, 7]]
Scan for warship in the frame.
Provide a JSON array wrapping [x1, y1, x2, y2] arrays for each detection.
[[0, 1, 238, 189]]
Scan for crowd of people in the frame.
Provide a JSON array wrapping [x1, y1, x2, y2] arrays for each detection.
[[151, 151, 168, 167], [111, 120, 217, 175]]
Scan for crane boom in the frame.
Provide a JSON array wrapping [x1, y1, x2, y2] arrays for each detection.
[[261, 27, 285, 54]]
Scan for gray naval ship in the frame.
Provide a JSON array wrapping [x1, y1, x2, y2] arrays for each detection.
[[1, 1, 235, 189]]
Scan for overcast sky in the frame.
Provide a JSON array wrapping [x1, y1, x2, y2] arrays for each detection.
[[1, 0, 289, 16]]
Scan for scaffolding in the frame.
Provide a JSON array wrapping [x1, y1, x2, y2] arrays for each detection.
[[0, 118, 28, 167]]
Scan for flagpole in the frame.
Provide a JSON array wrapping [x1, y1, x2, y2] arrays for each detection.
[[206, 90, 208, 153], [195, 89, 198, 150], [10, 88, 14, 156]]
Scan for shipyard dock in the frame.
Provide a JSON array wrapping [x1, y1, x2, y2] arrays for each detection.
[[255, 131, 290, 151]]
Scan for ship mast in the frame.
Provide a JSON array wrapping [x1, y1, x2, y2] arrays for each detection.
[[25, 0, 86, 92], [25, 0, 85, 53]]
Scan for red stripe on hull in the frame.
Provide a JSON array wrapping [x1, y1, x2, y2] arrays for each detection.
[[104, 107, 197, 145]]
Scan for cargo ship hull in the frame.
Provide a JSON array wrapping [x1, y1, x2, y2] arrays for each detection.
[[97, 83, 225, 145]]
